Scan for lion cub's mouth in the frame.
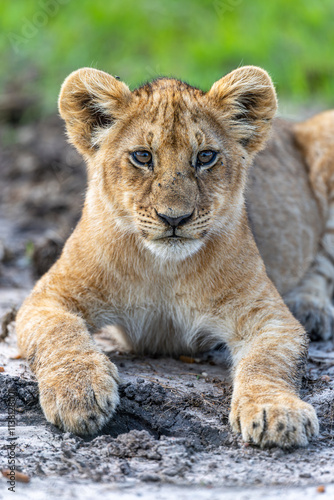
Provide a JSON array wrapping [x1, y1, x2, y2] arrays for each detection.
[[156, 234, 194, 242], [156, 226, 197, 241]]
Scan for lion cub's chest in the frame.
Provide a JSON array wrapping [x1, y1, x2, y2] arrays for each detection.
[[95, 294, 221, 356]]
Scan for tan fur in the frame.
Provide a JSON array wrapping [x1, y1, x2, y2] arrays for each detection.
[[247, 112, 334, 340], [17, 65, 328, 447]]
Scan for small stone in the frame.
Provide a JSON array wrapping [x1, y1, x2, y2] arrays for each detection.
[[1, 307, 17, 340], [9, 354, 21, 359], [299, 472, 312, 478], [2, 469, 30, 483], [316, 485, 325, 493], [140, 473, 160, 482], [179, 355, 195, 364], [63, 448, 74, 458]]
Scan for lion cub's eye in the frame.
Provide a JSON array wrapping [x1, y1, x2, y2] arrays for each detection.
[[132, 151, 152, 166], [196, 150, 217, 168]]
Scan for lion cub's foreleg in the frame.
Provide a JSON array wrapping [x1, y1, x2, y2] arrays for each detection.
[[226, 286, 319, 448], [16, 291, 120, 435]]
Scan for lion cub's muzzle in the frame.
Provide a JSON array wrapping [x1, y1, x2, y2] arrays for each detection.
[[156, 210, 194, 232]]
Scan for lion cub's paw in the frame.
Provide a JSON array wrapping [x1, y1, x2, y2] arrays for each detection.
[[285, 291, 334, 341], [38, 351, 120, 435], [229, 394, 319, 448]]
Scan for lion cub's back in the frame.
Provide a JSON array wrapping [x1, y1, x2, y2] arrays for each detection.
[[246, 118, 322, 296]]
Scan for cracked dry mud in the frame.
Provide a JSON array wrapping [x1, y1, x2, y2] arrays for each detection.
[[0, 115, 334, 499]]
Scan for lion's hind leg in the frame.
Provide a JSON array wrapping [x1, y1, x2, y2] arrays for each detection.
[[285, 111, 334, 341], [284, 252, 334, 341]]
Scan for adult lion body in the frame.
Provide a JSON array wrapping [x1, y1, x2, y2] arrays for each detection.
[[16, 66, 334, 448], [248, 115, 334, 337]]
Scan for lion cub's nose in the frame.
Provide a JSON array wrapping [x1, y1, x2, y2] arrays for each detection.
[[156, 211, 193, 228]]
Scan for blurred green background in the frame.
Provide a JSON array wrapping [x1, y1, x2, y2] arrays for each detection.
[[1, 0, 334, 118]]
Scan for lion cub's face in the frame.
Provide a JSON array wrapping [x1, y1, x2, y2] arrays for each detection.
[[59, 67, 277, 260]]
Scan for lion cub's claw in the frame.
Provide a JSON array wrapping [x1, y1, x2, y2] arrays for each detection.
[[230, 396, 319, 448], [38, 352, 120, 435]]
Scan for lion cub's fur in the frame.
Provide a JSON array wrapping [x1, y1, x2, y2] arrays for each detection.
[[18, 65, 334, 448]]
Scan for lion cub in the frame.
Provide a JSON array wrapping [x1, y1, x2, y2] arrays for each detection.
[[16, 66, 319, 448]]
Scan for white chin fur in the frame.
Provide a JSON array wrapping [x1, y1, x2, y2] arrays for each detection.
[[144, 238, 204, 261]]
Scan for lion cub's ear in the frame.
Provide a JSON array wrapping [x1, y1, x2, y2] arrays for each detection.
[[58, 68, 132, 156], [207, 66, 277, 154]]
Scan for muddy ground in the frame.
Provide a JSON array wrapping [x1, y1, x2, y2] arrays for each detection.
[[0, 113, 334, 499]]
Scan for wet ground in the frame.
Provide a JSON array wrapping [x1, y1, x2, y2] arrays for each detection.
[[0, 115, 334, 499]]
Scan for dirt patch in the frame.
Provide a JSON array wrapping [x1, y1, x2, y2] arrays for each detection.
[[1, 315, 334, 493], [0, 115, 85, 288]]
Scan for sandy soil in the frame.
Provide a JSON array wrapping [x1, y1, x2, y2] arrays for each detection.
[[0, 115, 334, 499]]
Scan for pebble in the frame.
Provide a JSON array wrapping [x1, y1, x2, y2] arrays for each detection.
[[2, 469, 30, 483], [140, 473, 160, 482], [299, 472, 312, 478]]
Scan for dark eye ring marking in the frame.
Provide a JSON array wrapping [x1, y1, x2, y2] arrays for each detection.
[[195, 150, 218, 169], [131, 150, 153, 169]]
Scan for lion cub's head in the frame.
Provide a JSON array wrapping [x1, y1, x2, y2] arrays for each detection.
[[59, 66, 277, 260]]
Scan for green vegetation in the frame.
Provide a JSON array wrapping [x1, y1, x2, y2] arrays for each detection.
[[1, 0, 334, 115]]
